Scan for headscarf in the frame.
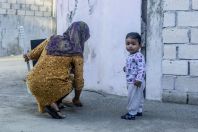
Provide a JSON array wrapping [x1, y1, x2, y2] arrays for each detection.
[[46, 21, 90, 56]]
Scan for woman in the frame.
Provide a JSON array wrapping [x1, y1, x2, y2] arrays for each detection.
[[24, 21, 90, 119]]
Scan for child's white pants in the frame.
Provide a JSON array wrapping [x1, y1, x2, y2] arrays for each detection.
[[127, 82, 145, 115]]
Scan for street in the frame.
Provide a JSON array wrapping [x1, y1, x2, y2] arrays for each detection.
[[0, 56, 198, 132]]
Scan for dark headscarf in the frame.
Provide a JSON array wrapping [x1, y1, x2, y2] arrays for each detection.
[[46, 21, 90, 56]]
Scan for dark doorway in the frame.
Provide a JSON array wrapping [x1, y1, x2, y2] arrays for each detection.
[[30, 39, 46, 66]]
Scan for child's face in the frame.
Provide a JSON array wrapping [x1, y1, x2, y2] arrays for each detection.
[[125, 37, 141, 54]]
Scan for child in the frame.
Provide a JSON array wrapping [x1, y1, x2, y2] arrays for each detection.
[[121, 32, 145, 120]]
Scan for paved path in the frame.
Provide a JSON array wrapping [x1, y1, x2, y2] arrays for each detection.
[[0, 56, 198, 132]]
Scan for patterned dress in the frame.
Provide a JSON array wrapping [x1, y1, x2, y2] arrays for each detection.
[[27, 39, 84, 112]]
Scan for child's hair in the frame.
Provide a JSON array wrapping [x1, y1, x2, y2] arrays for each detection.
[[126, 32, 141, 45]]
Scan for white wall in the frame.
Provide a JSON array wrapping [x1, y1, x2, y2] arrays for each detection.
[[56, 0, 141, 96], [146, 0, 163, 101]]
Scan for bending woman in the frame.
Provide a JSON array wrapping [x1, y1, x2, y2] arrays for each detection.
[[23, 21, 90, 119]]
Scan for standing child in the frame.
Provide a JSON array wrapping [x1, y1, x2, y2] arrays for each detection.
[[121, 32, 146, 120]]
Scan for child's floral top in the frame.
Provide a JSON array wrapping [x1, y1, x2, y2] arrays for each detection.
[[125, 51, 145, 84]]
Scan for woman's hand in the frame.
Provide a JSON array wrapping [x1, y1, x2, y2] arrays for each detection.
[[23, 54, 29, 62], [134, 80, 142, 88]]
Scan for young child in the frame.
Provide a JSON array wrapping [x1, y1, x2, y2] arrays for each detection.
[[121, 32, 145, 120]]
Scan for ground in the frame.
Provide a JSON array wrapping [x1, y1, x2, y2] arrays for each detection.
[[0, 56, 198, 132]]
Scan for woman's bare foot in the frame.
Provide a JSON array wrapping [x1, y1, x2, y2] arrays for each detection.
[[72, 98, 83, 107], [50, 103, 66, 118], [61, 100, 74, 107]]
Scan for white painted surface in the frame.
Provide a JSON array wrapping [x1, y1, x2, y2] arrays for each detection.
[[56, 0, 141, 96], [162, 60, 188, 75], [191, 28, 198, 43], [178, 12, 198, 27], [178, 45, 198, 59], [162, 75, 175, 90], [190, 61, 198, 76], [163, 0, 189, 11], [146, 0, 162, 101], [192, 0, 198, 10], [175, 76, 198, 93], [163, 45, 176, 59], [163, 28, 189, 43], [56, 0, 68, 34], [163, 12, 175, 27]]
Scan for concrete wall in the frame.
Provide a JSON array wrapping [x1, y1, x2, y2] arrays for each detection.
[[162, 0, 198, 105], [2, 0, 198, 105], [56, 0, 141, 96], [0, 0, 55, 56], [146, 0, 163, 101], [56, 0, 198, 104]]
